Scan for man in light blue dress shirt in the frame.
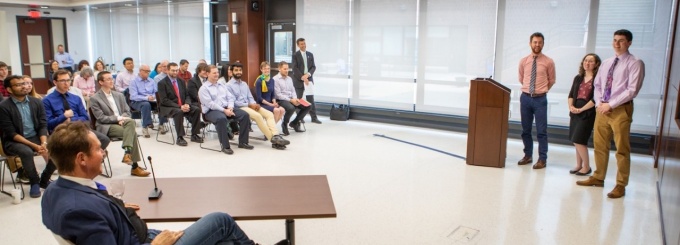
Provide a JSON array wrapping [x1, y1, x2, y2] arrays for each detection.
[[54, 44, 74, 72]]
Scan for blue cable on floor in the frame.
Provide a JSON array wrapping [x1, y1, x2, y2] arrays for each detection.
[[373, 134, 466, 160]]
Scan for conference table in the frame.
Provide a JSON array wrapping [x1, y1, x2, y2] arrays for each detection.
[[124, 175, 337, 245]]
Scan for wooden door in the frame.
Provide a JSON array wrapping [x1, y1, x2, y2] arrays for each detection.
[[17, 16, 53, 94]]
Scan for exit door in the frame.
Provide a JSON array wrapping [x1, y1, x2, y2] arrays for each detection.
[[17, 16, 66, 94], [267, 22, 295, 75]]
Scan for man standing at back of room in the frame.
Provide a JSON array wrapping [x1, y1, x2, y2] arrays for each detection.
[[291, 38, 316, 100], [54, 44, 74, 73], [517, 32, 556, 170], [576, 29, 645, 199]]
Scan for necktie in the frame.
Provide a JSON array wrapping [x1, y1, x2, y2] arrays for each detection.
[[529, 56, 537, 95], [60, 93, 71, 110], [302, 52, 308, 74], [172, 80, 182, 105], [603, 57, 619, 103]]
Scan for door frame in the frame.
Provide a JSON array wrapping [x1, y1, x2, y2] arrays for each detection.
[[266, 22, 296, 76], [16, 16, 67, 93]]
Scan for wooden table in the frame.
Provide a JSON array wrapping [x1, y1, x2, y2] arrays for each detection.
[[124, 175, 336, 245]]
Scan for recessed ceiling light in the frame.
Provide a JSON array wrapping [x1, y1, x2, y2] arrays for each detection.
[[124, 3, 133, 7], [164, 0, 173, 3], [40, 6, 48, 9], [91, 6, 98, 9]]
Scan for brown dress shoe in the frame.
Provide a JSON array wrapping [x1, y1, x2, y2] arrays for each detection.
[[607, 184, 626, 198], [532, 159, 546, 169], [576, 176, 605, 187], [122, 154, 132, 165], [518, 156, 532, 165], [131, 167, 150, 177]]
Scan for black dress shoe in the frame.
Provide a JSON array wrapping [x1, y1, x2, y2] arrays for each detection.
[[575, 168, 592, 176], [238, 143, 254, 150], [311, 119, 322, 124], [569, 168, 581, 174], [190, 135, 204, 143], [221, 148, 234, 155], [281, 127, 290, 136], [271, 135, 290, 145], [227, 131, 234, 140], [177, 137, 188, 146], [289, 122, 304, 132]]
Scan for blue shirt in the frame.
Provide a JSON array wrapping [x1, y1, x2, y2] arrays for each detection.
[[54, 52, 74, 69], [199, 81, 235, 114], [43, 91, 89, 132], [226, 78, 256, 107], [11, 96, 36, 138], [129, 75, 157, 101]]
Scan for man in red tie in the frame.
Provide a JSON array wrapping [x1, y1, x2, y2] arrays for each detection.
[[157, 62, 203, 146]]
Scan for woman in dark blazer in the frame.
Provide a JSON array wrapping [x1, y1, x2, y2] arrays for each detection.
[[568, 53, 601, 176]]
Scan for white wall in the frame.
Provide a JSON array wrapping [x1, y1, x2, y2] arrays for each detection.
[[0, 7, 90, 75]]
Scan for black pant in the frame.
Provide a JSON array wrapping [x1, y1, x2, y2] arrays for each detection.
[[279, 100, 311, 126], [166, 105, 201, 137], [205, 109, 250, 147], [305, 95, 318, 120], [4, 136, 56, 185]]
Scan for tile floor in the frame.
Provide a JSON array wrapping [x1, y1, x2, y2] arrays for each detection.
[[0, 117, 661, 244]]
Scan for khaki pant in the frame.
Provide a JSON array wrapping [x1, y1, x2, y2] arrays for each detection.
[[107, 119, 141, 162], [592, 102, 633, 186], [239, 106, 277, 140]]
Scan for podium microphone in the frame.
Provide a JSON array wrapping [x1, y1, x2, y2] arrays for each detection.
[[147, 156, 163, 200]]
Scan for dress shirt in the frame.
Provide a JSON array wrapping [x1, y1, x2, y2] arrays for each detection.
[[43, 91, 89, 131], [11, 96, 37, 138], [518, 53, 556, 94], [593, 52, 645, 108], [46, 86, 86, 108], [115, 70, 136, 92], [226, 78, 256, 107], [199, 81, 235, 114], [60, 175, 98, 190], [73, 75, 96, 96], [54, 52, 74, 69], [103, 90, 122, 118], [273, 74, 296, 101], [129, 75, 157, 101]]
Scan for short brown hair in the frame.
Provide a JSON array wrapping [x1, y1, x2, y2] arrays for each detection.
[[47, 122, 93, 173], [278, 61, 288, 69], [53, 69, 71, 82], [195, 63, 210, 74], [260, 61, 270, 69], [97, 71, 111, 83]]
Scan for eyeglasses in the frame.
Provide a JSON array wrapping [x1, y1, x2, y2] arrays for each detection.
[[102, 77, 114, 82], [12, 82, 28, 87], [169, 69, 179, 72], [140, 69, 151, 72], [56, 79, 71, 83]]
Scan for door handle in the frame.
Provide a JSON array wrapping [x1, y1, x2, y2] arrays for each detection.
[[23, 63, 49, 66]]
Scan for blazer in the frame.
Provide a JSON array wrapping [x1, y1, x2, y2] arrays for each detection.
[[90, 90, 132, 136], [0, 96, 48, 144], [157, 76, 189, 117], [291, 50, 316, 89], [41, 178, 143, 245], [187, 74, 203, 108]]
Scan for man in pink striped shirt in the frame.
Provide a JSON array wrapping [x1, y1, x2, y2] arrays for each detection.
[[576, 29, 645, 199], [517, 32, 556, 170]]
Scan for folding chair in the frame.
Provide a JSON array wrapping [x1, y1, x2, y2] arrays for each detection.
[[89, 108, 148, 178], [155, 92, 176, 145], [0, 139, 25, 200], [200, 113, 233, 152]]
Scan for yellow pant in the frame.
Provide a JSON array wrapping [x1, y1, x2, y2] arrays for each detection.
[[240, 106, 277, 140], [592, 102, 633, 186]]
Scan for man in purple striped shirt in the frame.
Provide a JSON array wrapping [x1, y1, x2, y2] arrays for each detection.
[[576, 29, 645, 199]]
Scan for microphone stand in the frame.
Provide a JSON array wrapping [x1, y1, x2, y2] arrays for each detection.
[[147, 156, 163, 200]]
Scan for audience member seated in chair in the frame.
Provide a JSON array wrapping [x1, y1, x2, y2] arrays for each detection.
[[90, 71, 149, 177], [157, 62, 204, 146], [0, 75, 57, 198], [255, 61, 285, 124], [42, 122, 259, 245], [227, 62, 290, 150], [130, 64, 164, 138], [199, 65, 252, 154], [188, 63, 209, 110], [274, 61, 311, 135], [43, 70, 111, 151]]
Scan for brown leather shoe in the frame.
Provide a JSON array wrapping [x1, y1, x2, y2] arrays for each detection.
[[122, 154, 132, 165], [607, 184, 626, 198], [576, 176, 605, 187], [517, 156, 532, 165], [532, 159, 546, 169], [131, 167, 150, 177]]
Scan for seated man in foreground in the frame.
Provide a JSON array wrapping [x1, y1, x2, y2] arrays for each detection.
[[42, 122, 258, 244], [90, 71, 150, 177]]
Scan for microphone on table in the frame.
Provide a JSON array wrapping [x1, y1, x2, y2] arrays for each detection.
[[147, 156, 163, 200]]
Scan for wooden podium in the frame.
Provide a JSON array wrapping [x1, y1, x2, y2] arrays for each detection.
[[466, 78, 510, 168]]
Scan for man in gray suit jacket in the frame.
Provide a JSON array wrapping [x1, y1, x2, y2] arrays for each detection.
[[90, 71, 149, 177], [291, 38, 316, 99]]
